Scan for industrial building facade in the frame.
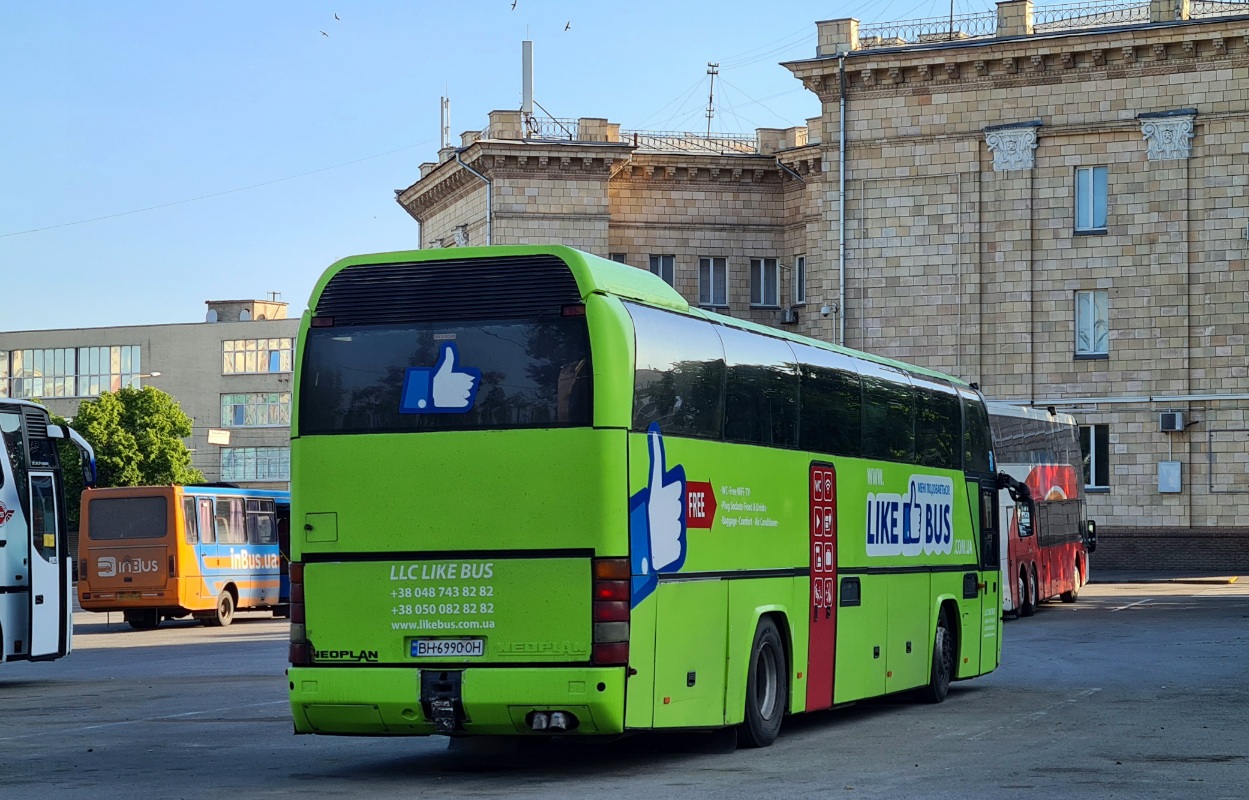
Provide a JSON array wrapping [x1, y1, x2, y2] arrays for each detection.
[[0, 300, 298, 490], [397, 1, 1249, 570]]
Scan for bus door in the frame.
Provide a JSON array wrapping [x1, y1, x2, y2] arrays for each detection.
[[977, 481, 1001, 672], [28, 472, 68, 659], [807, 464, 837, 711], [194, 496, 219, 603]]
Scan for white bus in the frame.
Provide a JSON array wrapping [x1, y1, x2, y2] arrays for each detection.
[[1, 399, 96, 664]]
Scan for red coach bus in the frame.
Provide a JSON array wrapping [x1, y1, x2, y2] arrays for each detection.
[[988, 403, 1097, 617]]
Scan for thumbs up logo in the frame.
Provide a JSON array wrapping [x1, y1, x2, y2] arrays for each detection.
[[400, 342, 481, 414], [627, 423, 687, 606]]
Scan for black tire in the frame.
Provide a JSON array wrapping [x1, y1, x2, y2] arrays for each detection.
[[125, 609, 161, 630], [919, 606, 954, 704], [1061, 559, 1081, 603], [202, 591, 235, 627], [1019, 569, 1035, 617], [738, 617, 787, 748], [1031, 566, 1041, 608]]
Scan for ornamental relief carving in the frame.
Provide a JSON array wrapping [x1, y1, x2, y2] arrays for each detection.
[[1140, 115, 1195, 161], [985, 127, 1038, 172]]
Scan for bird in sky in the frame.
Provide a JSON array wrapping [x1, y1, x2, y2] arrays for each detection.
[[320, 30, 328, 36], [334, 13, 340, 20], [564, 21, 570, 30], [510, 1, 516, 9]]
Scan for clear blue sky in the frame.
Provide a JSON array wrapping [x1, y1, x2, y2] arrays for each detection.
[[3, 0, 991, 332]]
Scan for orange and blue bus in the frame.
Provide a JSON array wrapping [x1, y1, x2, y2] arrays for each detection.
[[78, 485, 290, 629]]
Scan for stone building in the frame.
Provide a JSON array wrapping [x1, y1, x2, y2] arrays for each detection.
[[0, 300, 298, 491], [396, 0, 1249, 570]]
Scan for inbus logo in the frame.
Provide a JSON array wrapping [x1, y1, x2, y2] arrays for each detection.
[[0, 502, 13, 526], [229, 549, 281, 570], [96, 556, 160, 577]]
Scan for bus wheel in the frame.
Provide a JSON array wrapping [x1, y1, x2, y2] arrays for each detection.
[[125, 609, 160, 630], [1019, 569, 1035, 617], [738, 617, 787, 748], [202, 591, 235, 627], [1061, 560, 1081, 603], [919, 607, 954, 704]]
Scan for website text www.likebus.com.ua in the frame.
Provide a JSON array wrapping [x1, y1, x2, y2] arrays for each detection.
[[392, 619, 497, 631]]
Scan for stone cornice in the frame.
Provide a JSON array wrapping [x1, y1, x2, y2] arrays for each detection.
[[398, 140, 632, 219], [786, 18, 1249, 100]]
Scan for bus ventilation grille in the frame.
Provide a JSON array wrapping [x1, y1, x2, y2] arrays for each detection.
[[314, 254, 583, 325], [22, 408, 48, 439]]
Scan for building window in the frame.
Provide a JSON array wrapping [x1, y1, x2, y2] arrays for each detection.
[[698, 257, 728, 307], [609, 253, 628, 264], [1075, 290, 1109, 357], [223, 338, 293, 375], [750, 258, 780, 307], [221, 446, 290, 482], [5, 348, 75, 399], [648, 255, 675, 286], [221, 393, 291, 427], [1080, 424, 1110, 490], [0, 351, 7, 398], [793, 255, 807, 305], [1075, 166, 1108, 233], [77, 345, 143, 396]]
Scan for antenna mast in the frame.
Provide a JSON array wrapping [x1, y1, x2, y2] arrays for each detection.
[[522, 40, 534, 137], [440, 95, 450, 150], [705, 62, 719, 138]]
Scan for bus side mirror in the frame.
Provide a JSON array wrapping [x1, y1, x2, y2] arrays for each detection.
[[83, 458, 98, 488], [1016, 502, 1034, 538], [1085, 520, 1097, 553]]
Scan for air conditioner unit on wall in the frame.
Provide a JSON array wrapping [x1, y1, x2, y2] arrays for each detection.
[[780, 307, 799, 325], [1160, 412, 1184, 433]]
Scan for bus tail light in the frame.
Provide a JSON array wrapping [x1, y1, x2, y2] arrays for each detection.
[[591, 558, 629, 666], [289, 562, 310, 665], [168, 556, 176, 578]]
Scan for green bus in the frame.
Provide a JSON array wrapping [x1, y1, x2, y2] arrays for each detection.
[[287, 245, 1006, 747]]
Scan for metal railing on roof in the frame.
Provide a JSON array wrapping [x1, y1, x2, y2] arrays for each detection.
[[1190, 0, 1249, 18], [857, 0, 1249, 49], [1032, 1, 1148, 32], [858, 10, 997, 49], [619, 130, 757, 154], [477, 117, 758, 154]]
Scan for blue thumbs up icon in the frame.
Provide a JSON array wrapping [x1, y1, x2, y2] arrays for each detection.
[[400, 342, 481, 414]]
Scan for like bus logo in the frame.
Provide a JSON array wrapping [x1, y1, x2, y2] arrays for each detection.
[[628, 424, 688, 607], [399, 341, 481, 414]]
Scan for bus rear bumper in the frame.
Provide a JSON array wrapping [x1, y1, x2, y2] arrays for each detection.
[[288, 665, 626, 736]]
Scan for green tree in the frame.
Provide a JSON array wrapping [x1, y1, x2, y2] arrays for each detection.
[[71, 386, 204, 488]]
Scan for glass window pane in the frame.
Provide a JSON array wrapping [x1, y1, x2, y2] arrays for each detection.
[[861, 362, 915, 463], [628, 302, 725, 439], [718, 324, 799, 447]]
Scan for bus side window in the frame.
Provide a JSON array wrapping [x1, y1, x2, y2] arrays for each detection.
[[247, 499, 276, 544], [182, 496, 198, 544], [198, 498, 215, 544]]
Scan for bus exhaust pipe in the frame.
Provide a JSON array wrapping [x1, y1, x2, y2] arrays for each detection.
[[527, 711, 577, 732]]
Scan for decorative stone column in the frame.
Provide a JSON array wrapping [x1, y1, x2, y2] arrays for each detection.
[[1139, 110, 1196, 160], [984, 121, 1041, 171]]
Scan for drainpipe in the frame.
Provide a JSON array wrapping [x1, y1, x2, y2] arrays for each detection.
[[455, 149, 491, 245], [838, 52, 848, 347]]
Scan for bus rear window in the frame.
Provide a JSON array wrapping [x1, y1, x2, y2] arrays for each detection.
[[88, 496, 168, 540], [300, 319, 592, 435]]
